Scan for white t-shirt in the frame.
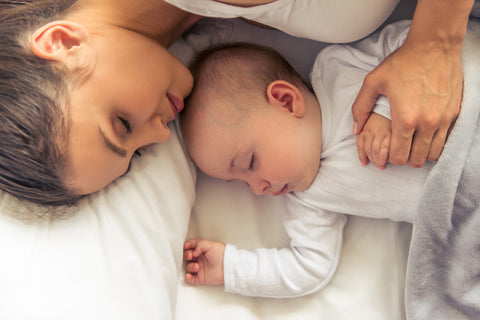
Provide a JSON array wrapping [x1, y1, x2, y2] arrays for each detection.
[[223, 20, 434, 298], [165, 0, 400, 43]]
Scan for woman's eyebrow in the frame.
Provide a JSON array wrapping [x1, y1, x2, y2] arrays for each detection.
[[98, 127, 127, 158]]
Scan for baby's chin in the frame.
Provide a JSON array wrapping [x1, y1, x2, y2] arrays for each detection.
[[298, 167, 321, 192]]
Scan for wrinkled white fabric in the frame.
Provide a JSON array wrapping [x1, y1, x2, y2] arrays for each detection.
[[165, 0, 399, 43]]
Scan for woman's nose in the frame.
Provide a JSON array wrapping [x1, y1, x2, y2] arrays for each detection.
[[136, 115, 170, 147], [142, 115, 171, 145]]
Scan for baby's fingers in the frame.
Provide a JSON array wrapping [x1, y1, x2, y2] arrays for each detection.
[[183, 239, 204, 261], [183, 238, 213, 259], [373, 135, 390, 170], [185, 261, 200, 274], [185, 267, 202, 285], [356, 134, 369, 166], [184, 238, 202, 250], [183, 249, 195, 261], [185, 273, 197, 284]]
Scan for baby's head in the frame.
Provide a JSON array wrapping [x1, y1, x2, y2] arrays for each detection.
[[182, 43, 323, 196]]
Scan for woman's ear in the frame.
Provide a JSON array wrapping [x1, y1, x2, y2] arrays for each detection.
[[266, 80, 306, 118], [30, 21, 92, 70]]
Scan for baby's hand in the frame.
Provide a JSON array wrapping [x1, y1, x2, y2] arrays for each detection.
[[184, 238, 226, 286], [356, 113, 391, 170]]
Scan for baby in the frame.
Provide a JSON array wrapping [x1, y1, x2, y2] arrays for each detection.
[[180, 21, 435, 298]]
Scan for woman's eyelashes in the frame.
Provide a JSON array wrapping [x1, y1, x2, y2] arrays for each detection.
[[113, 115, 142, 160], [118, 116, 132, 134]]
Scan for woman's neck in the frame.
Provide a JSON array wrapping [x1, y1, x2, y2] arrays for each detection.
[[71, 0, 201, 46]]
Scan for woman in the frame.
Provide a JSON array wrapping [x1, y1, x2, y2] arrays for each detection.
[[0, 0, 200, 206]]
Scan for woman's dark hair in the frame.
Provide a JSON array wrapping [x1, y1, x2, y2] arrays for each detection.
[[0, 0, 82, 214]]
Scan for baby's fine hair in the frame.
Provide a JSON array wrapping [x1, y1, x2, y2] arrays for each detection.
[[0, 0, 81, 213], [188, 43, 306, 107]]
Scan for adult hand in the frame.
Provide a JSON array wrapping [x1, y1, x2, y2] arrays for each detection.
[[352, 0, 472, 168], [352, 36, 463, 167]]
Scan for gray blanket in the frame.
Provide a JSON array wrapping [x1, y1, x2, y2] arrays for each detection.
[[405, 18, 480, 319]]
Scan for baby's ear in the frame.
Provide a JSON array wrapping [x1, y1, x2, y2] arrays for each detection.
[[266, 80, 305, 118], [30, 21, 93, 71]]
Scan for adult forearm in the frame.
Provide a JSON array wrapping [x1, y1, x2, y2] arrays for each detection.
[[409, 0, 474, 46]]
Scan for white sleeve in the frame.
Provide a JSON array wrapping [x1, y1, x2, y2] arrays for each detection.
[[223, 197, 347, 298], [373, 95, 391, 120]]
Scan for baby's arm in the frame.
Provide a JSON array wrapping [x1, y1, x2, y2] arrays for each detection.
[[356, 113, 391, 170], [223, 200, 347, 298], [184, 239, 225, 285], [183, 202, 347, 298]]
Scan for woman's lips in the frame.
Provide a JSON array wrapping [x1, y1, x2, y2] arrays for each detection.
[[167, 93, 185, 118]]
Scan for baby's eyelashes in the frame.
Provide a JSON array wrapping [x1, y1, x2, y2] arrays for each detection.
[[249, 153, 256, 170]]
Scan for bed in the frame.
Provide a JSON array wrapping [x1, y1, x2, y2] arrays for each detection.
[[0, 2, 421, 320]]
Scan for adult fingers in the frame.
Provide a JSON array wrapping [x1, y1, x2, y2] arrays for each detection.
[[427, 97, 460, 162], [352, 72, 383, 135], [406, 128, 434, 168], [388, 114, 415, 166], [427, 124, 450, 162], [402, 102, 456, 167]]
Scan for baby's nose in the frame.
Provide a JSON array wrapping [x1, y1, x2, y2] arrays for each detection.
[[248, 179, 269, 196]]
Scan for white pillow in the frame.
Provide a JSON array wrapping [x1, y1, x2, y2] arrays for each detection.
[[0, 123, 196, 320]]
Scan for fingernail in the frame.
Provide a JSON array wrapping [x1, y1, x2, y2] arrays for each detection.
[[353, 122, 359, 135]]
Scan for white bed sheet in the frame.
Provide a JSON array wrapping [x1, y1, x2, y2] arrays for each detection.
[[0, 124, 196, 320]]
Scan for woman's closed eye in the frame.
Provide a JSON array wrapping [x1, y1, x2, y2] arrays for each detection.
[[115, 116, 144, 157], [118, 116, 132, 134]]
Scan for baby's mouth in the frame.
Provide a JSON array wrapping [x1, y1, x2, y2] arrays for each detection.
[[273, 184, 289, 196]]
